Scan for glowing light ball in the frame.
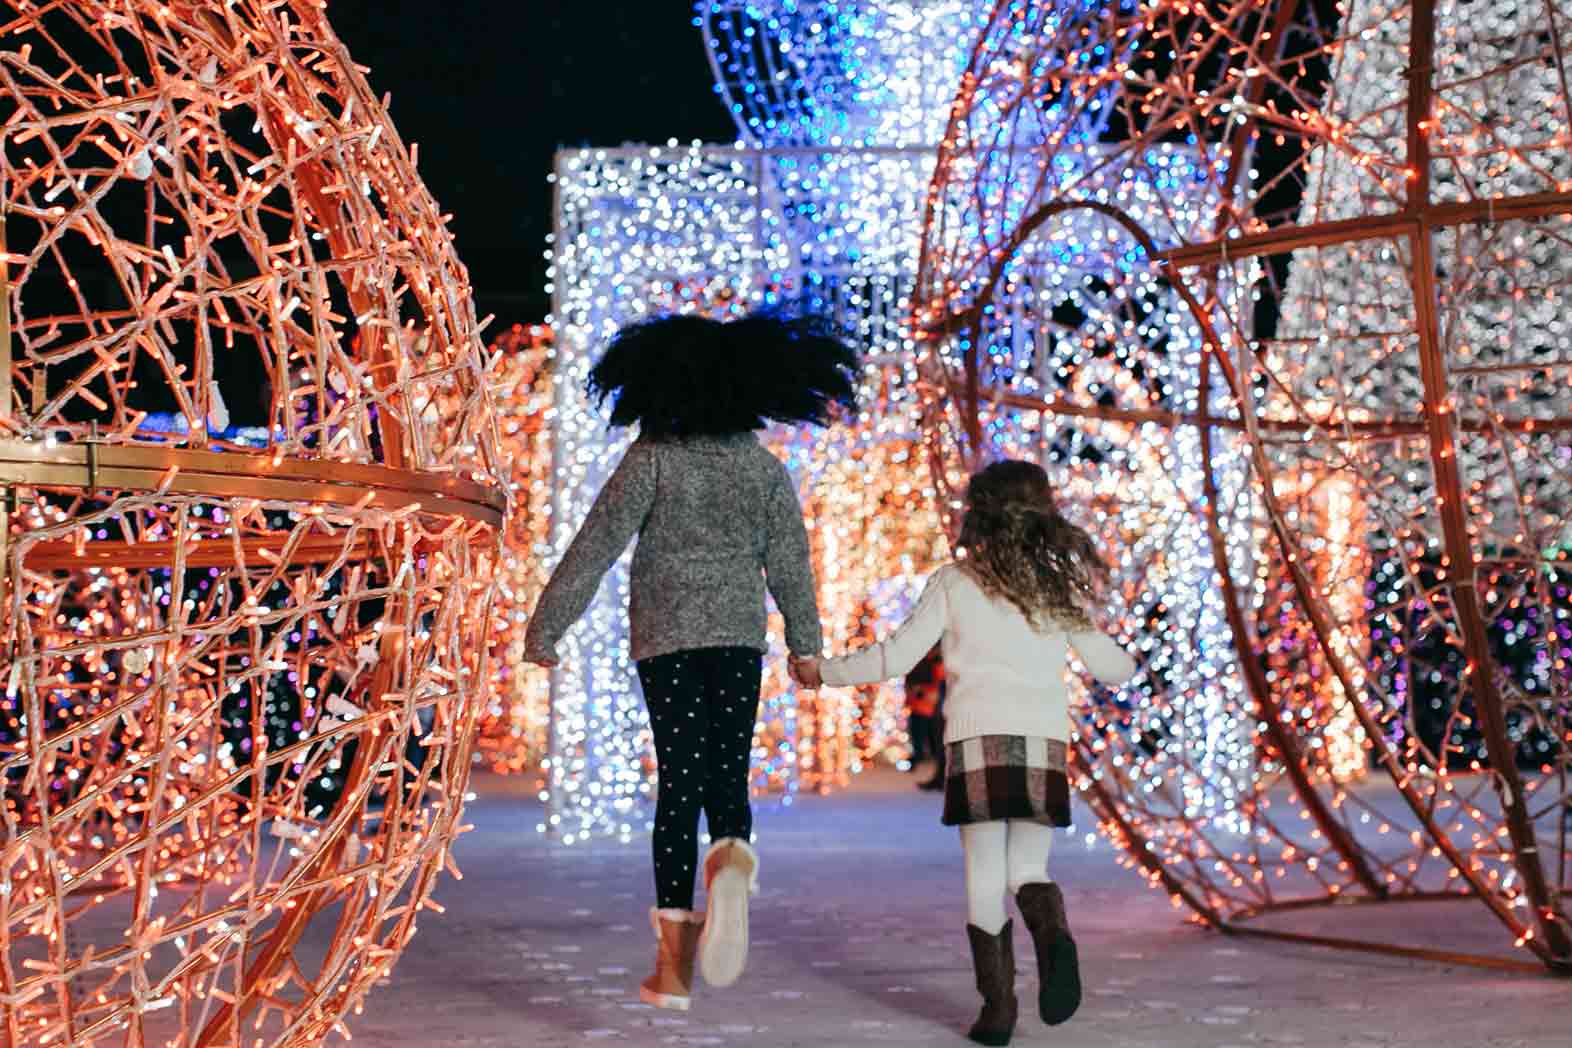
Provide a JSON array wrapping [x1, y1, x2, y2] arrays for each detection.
[[0, 2, 506, 1044], [919, 0, 1572, 972]]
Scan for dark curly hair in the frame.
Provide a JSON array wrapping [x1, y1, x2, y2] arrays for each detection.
[[957, 460, 1109, 630], [586, 309, 859, 438]]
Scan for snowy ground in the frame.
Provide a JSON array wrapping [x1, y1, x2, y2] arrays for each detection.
[[337, 768, 1570, 1047]]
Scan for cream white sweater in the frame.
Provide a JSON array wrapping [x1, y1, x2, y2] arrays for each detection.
[[819, 563, 1137, 744]]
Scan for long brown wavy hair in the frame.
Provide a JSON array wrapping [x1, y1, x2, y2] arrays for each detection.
[[956, 460, 1109, 630]]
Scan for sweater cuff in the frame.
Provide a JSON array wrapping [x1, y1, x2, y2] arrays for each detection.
[[522, 638, 559, 664], [818, 654, 864, 688], [786, 628, 822, 658]]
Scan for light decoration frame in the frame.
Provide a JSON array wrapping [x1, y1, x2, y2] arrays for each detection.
[[0, 2, 507, 1044], [534, 0, 998, 837], [543, 141, 946, 841], [917, 0, 1572, 973], [536, 0, 1253, 842]]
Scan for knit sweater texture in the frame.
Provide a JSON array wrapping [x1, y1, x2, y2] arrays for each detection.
[[819, 563, 1136, 744], [524, 433, 823, 663]]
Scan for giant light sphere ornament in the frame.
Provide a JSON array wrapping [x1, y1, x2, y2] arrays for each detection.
[[920, 0, 1572, 973], [0, 2, 507, 1044]]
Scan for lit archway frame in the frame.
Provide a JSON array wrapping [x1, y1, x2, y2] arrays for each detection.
[[915, 0, 1572, 975]]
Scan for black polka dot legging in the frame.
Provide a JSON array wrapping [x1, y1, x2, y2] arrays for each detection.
[[635, 646, 763, 911]]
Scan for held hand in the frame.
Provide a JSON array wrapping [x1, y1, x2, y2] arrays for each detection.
[[789, 654, 822, 689]]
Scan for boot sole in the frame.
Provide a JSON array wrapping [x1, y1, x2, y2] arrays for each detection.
[[698, 867, 750, 987], [638, 984, 691, 1011], [1040, 933, 1081, 1025]]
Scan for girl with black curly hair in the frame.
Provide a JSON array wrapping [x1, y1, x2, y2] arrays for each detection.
[[524, 309, 857, 1011], [792, 460, 1137, 1046]]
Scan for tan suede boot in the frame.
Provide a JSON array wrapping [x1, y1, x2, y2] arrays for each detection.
[[698, 838, 759, 987], [639, 907, 703, 1010]]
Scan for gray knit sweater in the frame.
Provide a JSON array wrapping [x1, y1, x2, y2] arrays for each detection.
[[524, 433, 823, 663]]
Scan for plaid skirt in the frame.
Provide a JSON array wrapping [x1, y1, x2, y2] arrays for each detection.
[[941, 735, 1071, 827]]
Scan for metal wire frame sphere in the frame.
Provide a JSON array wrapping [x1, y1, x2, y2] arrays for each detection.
[[916, 0, 1572, 974], [0, 1, 506, 1044]]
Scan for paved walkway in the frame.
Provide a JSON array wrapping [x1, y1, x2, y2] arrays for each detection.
[[339, 769, 1569, 1047]]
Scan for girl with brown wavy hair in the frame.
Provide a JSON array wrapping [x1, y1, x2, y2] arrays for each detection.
[[793, 459, 1137, 1046]]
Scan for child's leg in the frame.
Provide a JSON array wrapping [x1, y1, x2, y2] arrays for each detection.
[[697, 647, 763, 841], [1010, 819, 1079, 1025], [959, 821, 1010, 933], [693, 647, 763, 987], [636, 651, 712, 910], [960, 821, 1019, 1043], [1004, 819, 1055, 894]]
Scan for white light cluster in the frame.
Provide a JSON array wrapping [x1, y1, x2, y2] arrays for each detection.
[[538, 0, 1265, 841], [539, 0, 993, 840], [544, 141, 943, 840]]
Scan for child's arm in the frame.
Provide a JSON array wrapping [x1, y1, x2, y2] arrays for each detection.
[[816, 569, 948, 688], [524, 445, 657, 663], [762, 458, 823, 657], [1067, 626, 1137, 685]]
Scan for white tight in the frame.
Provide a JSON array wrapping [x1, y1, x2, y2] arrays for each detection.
[[959, 820, 1055, 933]]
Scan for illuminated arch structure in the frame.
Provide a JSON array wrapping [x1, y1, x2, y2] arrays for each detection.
[[537, 2, 976, 840], [545, 142, 945, 839], [0, 2, 506, 1044], [540, 1, 1211, 839], [917, 0, 1572, 972]]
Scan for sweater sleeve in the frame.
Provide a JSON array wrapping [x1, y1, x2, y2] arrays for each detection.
[[763, 456, 823, 656], [524, 444, 657, 660], [820, 568, 948, 687], [1067, 628, 1137, 685]]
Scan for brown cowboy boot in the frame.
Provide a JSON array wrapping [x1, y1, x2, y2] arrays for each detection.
[[698, 838, 759, 987], [965, 921, 1018, 1046], [1016, 882, 1080, 1025], [639, 907, 704, 1011]]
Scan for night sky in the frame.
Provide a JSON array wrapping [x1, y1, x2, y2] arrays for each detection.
[[327, 2, 738, 330]]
